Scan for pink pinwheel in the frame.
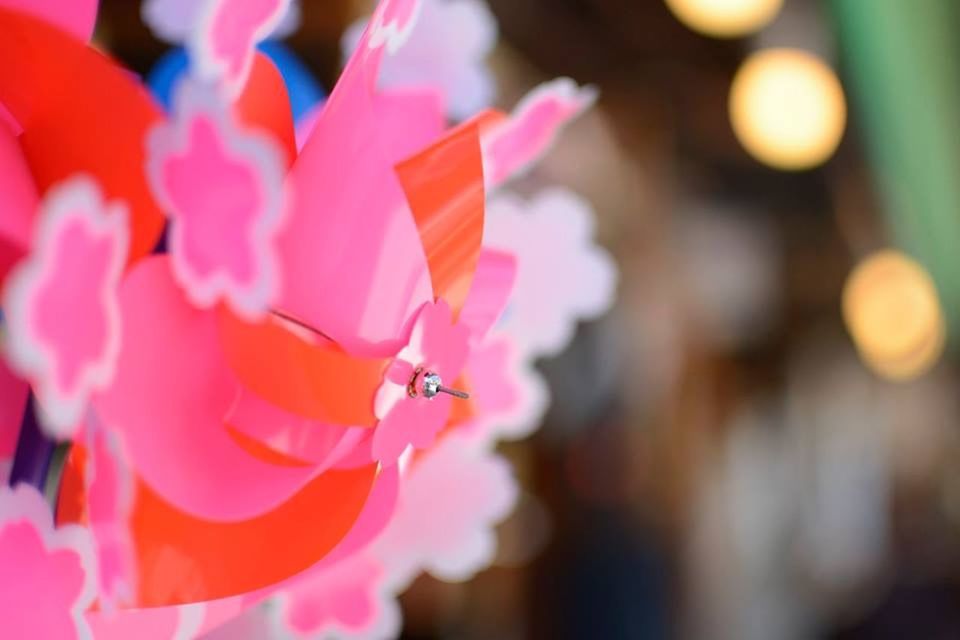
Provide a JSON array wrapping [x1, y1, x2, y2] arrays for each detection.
[[3, 176, 129, 438], [484, 188, 617, 358], [0, 484, 96, 640], [190, 0, 291, 95], [147, 81, 287, 320], [343, 0, 498, 120]]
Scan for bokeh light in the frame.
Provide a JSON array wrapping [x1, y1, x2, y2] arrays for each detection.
[[843, 250, 946, 381], [729, 48, 847, 170], [664, 0, 783, 38]]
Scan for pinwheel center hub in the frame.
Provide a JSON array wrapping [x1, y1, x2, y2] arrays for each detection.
[[408, 367, 470, 400]]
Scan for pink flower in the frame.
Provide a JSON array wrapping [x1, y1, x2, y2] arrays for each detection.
[[461, 334, 550, 445], [343, 0, 497, 120], [147, 82, 287, 320], [190, 0, 291, 95], [3, 177, 129, 438], [0, 484, 96, 640], [272, 553, 401, 640], [374, 433, 518, 588], [372, 300, 470, 463], [483, 79, 597, 188], [484, 188, 617, 357]]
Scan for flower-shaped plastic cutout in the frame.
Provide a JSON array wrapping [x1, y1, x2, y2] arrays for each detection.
[[271, 553, 401, 640], [367, 0, 422, 55], [0, 0, 98, 41], [484, 188, 617, 357], [372, 300, 470, 463], [343, 0, 497, 120], [374, 434, 518, 588], [189, 0, 291, 95], [0, 484, 96, 640], [147, 82, 286, 320], [483, 78, 597, 188], [143, 0, 300, 44], [86, 422, 136, 610], [3, 177, 129, 438], [462, 334, 549, 445]]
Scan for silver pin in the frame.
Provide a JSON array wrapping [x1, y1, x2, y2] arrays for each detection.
[[410, 369, 470, 400]]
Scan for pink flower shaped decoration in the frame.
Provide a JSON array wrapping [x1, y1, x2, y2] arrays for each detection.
[[147, 82, 287, 320], [484, 188, 617, 358], [461, 334, 550, 445], [483, 78, 597, 189], [189, 0, 291, 95], [0, 484, 96, 640], [372, 300, 470, 463], [374, 433, 519, 588], [342, 0, 497, 120], [3, 177, 129, 438], [271, 553, 401, 640]]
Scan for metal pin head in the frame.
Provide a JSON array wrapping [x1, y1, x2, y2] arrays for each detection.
[[409, 368, 470, 400]]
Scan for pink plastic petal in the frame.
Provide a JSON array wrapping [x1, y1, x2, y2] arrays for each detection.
[[458, 249, 517, 341], [0, 484, 96, 640], [483, 79, 596, 188], [190, 0, 291, 95], [484, 188, 618, 357], [367, 0, 422, 55], [93, 256, 323, 521], [0, 0, 98, 41], [3, 177, 128, 438], [147, 82, 287, 320], [279, 48, 437, 357], [374, 434, 518, 588]]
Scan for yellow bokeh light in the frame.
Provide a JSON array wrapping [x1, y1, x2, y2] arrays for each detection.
[[665, 0, 783, 38], [843, 250, 946, 381], [729, 49, 847, 170]]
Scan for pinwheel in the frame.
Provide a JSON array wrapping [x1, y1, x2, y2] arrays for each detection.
[[0, 0, 606, 636]]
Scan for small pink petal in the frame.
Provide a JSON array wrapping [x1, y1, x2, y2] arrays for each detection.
[[190, 0, 291, 95], [3, 177, 129, 438], [0, 484, 96, 640], [458, 249, 517, 340], [483, 78, 597, 188], [372, 393, 452, 463], [147, 82, 287, 320]]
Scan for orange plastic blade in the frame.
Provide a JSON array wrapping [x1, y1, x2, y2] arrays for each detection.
[[0, 8, 165, 263], [234, 53, 297, 168], [394, 114, 488, 317], [218, 308, 389, 426], [58, 444, 378, 607]]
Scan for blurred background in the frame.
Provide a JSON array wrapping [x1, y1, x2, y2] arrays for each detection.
[[97, 0, 960, 638]]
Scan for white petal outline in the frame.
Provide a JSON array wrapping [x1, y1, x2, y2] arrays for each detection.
[[145, 80, 288, 320], [2, 176, 129, 439], [367, 0, 423, 55], [0, 484, 98, 640], [189, 0, 292, 96]]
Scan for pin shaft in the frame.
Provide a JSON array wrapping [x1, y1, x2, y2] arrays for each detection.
[[438, 386, 470, 400]]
